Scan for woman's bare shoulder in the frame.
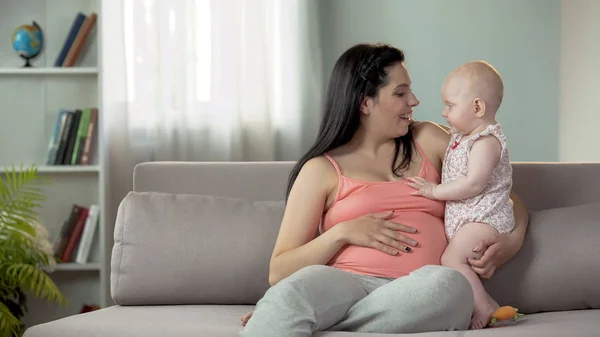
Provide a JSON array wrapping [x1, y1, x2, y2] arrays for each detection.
[[411, 121, 451, 166], [296, 155, 338, 193], [291, 155, 339, 210], [301, 155, 339, 179], [412, 120, 450, 139]]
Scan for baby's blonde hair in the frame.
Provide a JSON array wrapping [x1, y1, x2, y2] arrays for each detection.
[[454, 60, 504, 114]]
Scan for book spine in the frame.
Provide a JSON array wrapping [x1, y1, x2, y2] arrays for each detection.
[[54, 13, 86, 67], [62, 110, 82, 165], [54, 111, 74, 165], [71, 108, 91, 165], [46, 110, 67, 165], [80, 108, 97, 165], [61, 207, 89, 262], [75, 204, 100, 264], [63, 13, 97, 67]]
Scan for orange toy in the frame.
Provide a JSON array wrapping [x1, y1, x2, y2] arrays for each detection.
[[489, 306, 525, 327]]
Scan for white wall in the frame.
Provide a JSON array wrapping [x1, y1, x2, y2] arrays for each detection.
[[319, 0, 561, 162], [559, 0, 600, 162]]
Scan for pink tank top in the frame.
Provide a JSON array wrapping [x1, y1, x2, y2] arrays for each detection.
[[321, 142, 448, 279]]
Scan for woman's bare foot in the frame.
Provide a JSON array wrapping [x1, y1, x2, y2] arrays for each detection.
[[240, 311, 254, 326], [470, 297, 500, 330]]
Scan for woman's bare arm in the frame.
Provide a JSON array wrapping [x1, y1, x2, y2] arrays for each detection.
[[469, 190, 529, 278], [268, 157, 345, 285]]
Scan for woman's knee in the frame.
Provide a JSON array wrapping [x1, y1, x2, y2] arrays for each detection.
[[412, 266, 472, 298], [426, 266, 474, 312]]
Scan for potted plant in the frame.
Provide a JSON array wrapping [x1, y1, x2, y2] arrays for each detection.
[[0, 165, 66, 337]]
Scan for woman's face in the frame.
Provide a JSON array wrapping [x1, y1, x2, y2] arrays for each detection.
[[362, 62, 420, 138]]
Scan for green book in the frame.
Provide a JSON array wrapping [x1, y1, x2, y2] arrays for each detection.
[[71, 108, 91, 165]]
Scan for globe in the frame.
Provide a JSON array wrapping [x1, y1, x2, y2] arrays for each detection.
[[12, 21, 44, 67]]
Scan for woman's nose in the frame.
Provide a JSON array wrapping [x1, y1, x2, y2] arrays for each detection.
[[412, 97, 420, 107]]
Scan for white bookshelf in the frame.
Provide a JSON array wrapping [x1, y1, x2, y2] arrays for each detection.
[[52, 263, 102, 271], [0, 0, 107, 329], [4, 165, 101, 173], [0, 67, 98, 75]]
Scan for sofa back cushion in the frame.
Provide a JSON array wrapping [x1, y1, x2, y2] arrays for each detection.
[[117, 162, 600, 311], [484, 201, 600, 314], [111, 191, 284, 305]]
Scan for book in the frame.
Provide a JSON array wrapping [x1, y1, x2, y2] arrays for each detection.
[[54, 111, 74, 165], [75, 204, 100, 264], [63, 13, 98, 67], [79, 108, 98, 165], [53, 205, 84, 259], [62, 110, 82, 165], [54, 13, 87, 67], [71, 108, 91, 164], [45, 108, 98, 165], [61, 207, 89, 262], [45, 110, 68, 165]]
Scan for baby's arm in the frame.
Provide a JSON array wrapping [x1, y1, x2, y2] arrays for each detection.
[[408, 136, 501, 200]]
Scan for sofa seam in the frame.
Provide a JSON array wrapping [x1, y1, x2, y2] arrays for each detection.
[[113, 195, 128, 304]]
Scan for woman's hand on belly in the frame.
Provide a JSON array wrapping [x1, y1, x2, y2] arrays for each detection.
[[332, 210, 419, 255]]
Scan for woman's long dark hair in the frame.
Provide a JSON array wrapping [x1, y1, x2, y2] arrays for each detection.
[[286, 43, 414, 200]]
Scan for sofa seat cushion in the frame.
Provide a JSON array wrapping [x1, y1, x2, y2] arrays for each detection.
[[462, 310, 600, 337], [23, 305, 600, 337], [24, 305, 253, 337]]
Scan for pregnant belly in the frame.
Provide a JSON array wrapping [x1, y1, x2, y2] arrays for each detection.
[[329, 212, 448, 278]]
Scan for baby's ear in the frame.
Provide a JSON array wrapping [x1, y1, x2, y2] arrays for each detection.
[[473, 97, 486, 118]]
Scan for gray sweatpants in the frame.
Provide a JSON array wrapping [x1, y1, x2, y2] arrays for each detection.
[[240, 264, 474, 336]]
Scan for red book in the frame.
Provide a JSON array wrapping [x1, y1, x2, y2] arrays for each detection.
[[61, 207, 89, 262], [63, 13, 97, 67]]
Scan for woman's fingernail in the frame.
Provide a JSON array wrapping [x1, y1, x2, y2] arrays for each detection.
[[392, 250, 398, 255], [405, 247, 411, 252], [411, 240, 417, 246]]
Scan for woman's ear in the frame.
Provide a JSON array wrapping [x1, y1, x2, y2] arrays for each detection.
[[360, 95, 371, 115], [473, 98, 486, 118]]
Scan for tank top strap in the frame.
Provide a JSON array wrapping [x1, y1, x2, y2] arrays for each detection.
[[323, 154, 342, 177], [412, 139, 427, 160], [413, 139, 438, 173]]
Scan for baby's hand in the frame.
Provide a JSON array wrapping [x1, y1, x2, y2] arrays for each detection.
[[407, 177, 438, 200]]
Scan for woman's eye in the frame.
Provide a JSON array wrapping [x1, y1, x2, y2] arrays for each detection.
[[396, 92, 405, 97]]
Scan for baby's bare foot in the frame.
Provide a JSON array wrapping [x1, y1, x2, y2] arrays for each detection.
[[240, 311, 254, 326], [470, 302, 497, 330]]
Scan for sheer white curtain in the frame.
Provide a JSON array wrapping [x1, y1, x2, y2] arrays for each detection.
[[100, 2, 323, 302], [121, 0, 323, 162]]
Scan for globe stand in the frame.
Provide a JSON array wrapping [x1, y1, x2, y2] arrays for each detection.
[[20, 55, 35, 68]]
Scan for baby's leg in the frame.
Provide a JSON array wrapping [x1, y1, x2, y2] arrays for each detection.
[[441, 223, 500, 330]]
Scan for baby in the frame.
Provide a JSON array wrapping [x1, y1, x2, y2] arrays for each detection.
[[407, 61, 514, 329]]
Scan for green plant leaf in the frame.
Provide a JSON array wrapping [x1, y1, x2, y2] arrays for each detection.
[[0, 301, 23, 337], [0, 164, 65, 337]]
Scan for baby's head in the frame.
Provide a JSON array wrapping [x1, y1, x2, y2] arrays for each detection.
[[441, 61, 504, 134]]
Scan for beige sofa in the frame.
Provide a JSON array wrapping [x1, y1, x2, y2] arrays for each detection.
[[24, 162, 600, 337]]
